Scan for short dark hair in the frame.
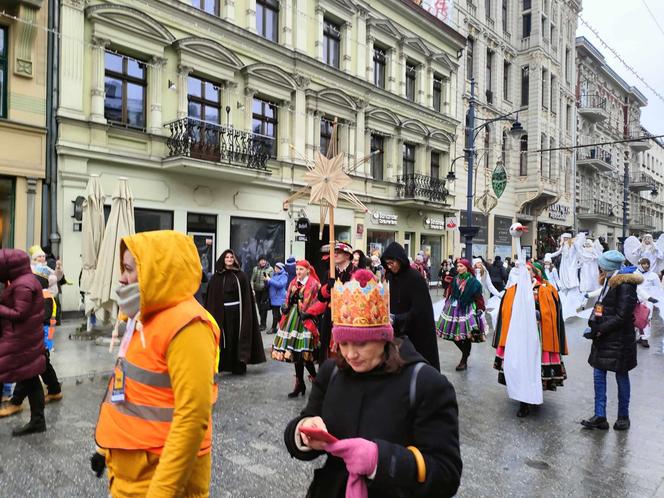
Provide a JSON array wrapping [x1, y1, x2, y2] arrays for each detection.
[[335, 338, 406, 374]]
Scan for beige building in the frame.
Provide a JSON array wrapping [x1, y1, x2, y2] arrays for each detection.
[[451, 0, 580, 259], [56, 0, 466, 310], [575, 36, 661, 248], [0, 0, 48, 250]]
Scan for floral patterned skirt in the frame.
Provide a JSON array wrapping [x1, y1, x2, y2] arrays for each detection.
[[436, 298, 486, 343], [271, 306, 318, 363]]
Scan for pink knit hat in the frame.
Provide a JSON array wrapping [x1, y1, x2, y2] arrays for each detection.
[[332, 269, 394, 343]]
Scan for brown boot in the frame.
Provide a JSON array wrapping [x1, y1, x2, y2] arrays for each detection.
[[45, 392, 64, 404], [0, 403, 24, 418]]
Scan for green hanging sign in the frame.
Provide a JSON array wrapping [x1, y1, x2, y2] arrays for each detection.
[[492, 163, 507, 199]]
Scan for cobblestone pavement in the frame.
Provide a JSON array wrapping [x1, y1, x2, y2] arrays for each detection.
[[1, 303, 664, 497]]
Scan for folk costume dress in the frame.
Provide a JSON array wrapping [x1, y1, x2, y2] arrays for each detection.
[[437, 272, 486, 343], [272, 274, 322, 363], [493, 267, 568, 392]]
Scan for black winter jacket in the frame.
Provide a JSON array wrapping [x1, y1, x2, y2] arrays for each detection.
[[381, 242, 440, 371], [588, 271, 641, 373], [284, 338, 461, 498], [487, 262, 507, 291]]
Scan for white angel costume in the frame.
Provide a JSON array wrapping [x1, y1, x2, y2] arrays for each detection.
[[576, 233, 603, 294], [473, 258, 504, 330], [624, 234, 664, 274], [546, 234, 584, 321], [543, 255, 562, 290], [636, 265, 664, 341]]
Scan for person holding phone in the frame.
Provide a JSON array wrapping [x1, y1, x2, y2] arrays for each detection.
[[284, 269, 461, 498]]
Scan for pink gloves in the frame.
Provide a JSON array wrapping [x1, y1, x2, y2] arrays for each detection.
[[326, 438, 378, 498]]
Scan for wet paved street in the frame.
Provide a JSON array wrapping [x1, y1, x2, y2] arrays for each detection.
[[1, 299, 664, 497]]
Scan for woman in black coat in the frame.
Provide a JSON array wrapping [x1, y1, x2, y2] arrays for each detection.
[[284, 270, 461, 498], [581, 251, 641, 431], [381, 242, 440, 371]]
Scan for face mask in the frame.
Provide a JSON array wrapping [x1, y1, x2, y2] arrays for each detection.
[[116, 283, 141, 319]]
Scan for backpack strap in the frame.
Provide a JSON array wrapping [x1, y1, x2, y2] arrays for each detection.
[[409, 362, 426, 409]]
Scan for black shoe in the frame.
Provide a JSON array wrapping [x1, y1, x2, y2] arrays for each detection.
[[640, 340, 650, 348], [288, 378, 306, 398], [516, 403, 530, 418], [266, 329, 277, 335], [455, 359, 468, 371], [259, 325, 266, 331], [12, 420, 46, 437], [581, 415, 609, 430], [613, 417, 630, 431]]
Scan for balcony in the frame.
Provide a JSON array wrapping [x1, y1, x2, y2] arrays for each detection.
[[629, 172, 656, 192], [626, 127, 652, 152], [577, 199, 616, 222], [487, 18, 495, 29], [521, 36, 531, 50], [467, 1, 477, 16], [576, 146, 613, 173], [577, 94, 608, 123], [515, 174, 560, 215], [395, 174, 450, 205], [163, 118, 274, 175], [630, 214, 655, 232]]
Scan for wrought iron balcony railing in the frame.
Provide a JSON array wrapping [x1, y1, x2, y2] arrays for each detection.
[[578, 198, 616, 217], [164, 117, 274, 171], [577, 94, 607, 110], [395, 174, 449, 204], [576, 146, 613, 165]]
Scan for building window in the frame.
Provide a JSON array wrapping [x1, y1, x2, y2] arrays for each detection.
[[0, 26, 6, 118], [431, 151, 440, 178], [522, 12, 531, 38], [486, 50, 493, 103], [371, 134, 384, 180], [484, 126, 490, 169], [257, 0, 279, 42], [320, 118, 337, 155], [187, 76, 221, 123], [541, 68, 548, 109], [540, 133, 547, 176], [466, 37, 474, 80], [403, 143, 415, 176], [323, 19, 341, 69], [135, 208, 174, 233], [104, 52, 146, 129], [565, 47, 571, 83], [502, 0, 509, 32], [485, 0, 492, 19], [501, 130, 508, 165], [550, 75, 556, 112], [566, 103, 572, 132], [503, 60, 510, 101], [373, 46, 386, 88], [523, 0, 531, 10], [519, 135, 528, 176], [405, 62, 417, 101], [433, 75, 443, 112], [252, 97, 278, 157], [191, 0, 218, 15], [520, 65, 529, 107]]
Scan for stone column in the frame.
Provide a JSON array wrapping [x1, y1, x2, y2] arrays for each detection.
[[278, 99, 292, 161], [364, 129, 372, 177], [443, 76, 451, 115], [355, 9, 367, 79], [365, 35, 374, 83], [14, 4, 38, 77], [346, 121, 356, 170], [419, 61, 430, 107], [315, 6, 325, 62], [341, 19, 351, 74], [391, 134, 403, 179], [223, 0, 236, 23], [90, 37, 110, 124], [59, 0, 85, 117], [243, 86, 256, 131], [387, 48, 397, 93], [281, 0, 293, 49], [26, 178, 37, 248], [246, 0, 257, 32], [398, 45, 406, 98], [354, 101, 366, 175], [148, 57, 166, 135], [293, 0, 307, 53], [176, 65, 192, 119], [293, 76, 309, 162], [305, 108, 315, 162]]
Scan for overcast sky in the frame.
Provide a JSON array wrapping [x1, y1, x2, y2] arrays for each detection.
[[577, 0, 664, 134]]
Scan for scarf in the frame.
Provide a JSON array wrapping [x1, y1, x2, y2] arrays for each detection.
[[451, 272, 482, 306]]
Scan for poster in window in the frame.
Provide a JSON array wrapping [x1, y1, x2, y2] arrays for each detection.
[[188, 232, 215, 276], [230, 217, 285, 273]]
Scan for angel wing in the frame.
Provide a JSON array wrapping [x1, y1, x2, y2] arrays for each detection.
[[593, 239, 604, 257], [623, 235, 642, 267], [652, 234, 664, 273], [573, 232, 586, 253]]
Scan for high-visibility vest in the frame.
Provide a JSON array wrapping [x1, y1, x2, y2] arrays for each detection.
[[95, 298, 220, 455]]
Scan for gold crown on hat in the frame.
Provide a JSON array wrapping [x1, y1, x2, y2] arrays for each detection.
[[331, 277, 390, 328]]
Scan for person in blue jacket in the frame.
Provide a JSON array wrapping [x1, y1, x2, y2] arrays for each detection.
[[266, 262, 289, 334], [284, 256, 297, 287]]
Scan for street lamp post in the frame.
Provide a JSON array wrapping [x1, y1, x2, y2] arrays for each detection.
[[460, 79, 525, 260]]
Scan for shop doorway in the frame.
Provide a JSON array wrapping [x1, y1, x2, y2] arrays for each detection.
[[420, 234, 442, 284], [305, 223, 351, 277], [187, 212, 217, 275]]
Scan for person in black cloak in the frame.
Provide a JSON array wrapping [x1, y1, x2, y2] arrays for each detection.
[[205, 249, 266, 375], [382, 242, 440, 371]]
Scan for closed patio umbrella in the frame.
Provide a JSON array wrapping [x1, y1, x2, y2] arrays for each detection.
[[89, 177, 135, 316], [80, 174, 105, 298]]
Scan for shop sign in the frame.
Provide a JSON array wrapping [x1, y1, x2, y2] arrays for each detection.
[[295, 234, 308, 242], [372, 211, 398, 225], [548, 204, 570, 221], [296, 217, 310, 234], [356, 223, 364, 237], [494, 215, 513, 246], [459, 211, 488, 244], [424, 217, 446, 231], [446, 218, 457, 229]]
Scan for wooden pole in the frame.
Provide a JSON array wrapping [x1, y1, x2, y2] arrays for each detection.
[[329, 205, 335, 279]]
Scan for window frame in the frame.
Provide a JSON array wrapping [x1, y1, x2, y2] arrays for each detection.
[[485, 0, 492, 19], [320, 117, 337, 156], [252, 96, 278, 158], [187, 75, 222, 124], [104, 51, 147, 130], [403, 142, 416, 176], [256, 0, 279, 42], [323, 19, 341, 69], [433, 75, 443, 112], [486, 49, 493, 103], [502, 0, 509, 32], [191, 0, 219, 16], [370, 134, 384, 181], [0, 25, 7, 119], [520, 65, 529, 107], [503, 60, 510, 101], [519, 135, 528, 176], [466, 37, 474, 80], [373, 46, 386, 88], [522, 12, 531, 38], [430, 151, 440, 179], [405, 61, 417, 102]]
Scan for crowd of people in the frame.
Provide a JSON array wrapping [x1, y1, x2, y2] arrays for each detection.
[[0, 228, 661, 497]]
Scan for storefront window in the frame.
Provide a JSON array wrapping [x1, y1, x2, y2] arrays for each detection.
[[420, 235, 442, 283], [188, 212, 217, 275], [230, 216, 285, 273], [0, 177, 14, 248], [367, 230, 396, 257]]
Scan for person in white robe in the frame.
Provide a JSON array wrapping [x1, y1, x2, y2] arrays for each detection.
[[636, 257, 663, 348], [546, 233, 584, 320], [543, 254, 562, 290], [473, 258, 503, 330], [624, 234, 664, 274], [577, 234, 603, 294]]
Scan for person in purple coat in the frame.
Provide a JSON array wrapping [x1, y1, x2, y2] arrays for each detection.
[[0, 249, 47, 436]]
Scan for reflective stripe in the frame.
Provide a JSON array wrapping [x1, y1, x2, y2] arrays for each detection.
[[224, 301, 240, 306], [121, 358, 171, 388], [104, 389, 174, 422]]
